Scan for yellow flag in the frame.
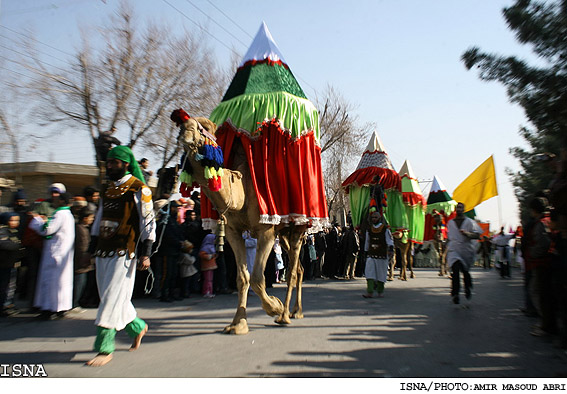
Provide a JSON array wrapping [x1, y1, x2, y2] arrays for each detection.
[[452, 156, 498, 211]]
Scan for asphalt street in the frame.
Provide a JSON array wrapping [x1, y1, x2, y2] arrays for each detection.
[[1, 266, 566, 378]]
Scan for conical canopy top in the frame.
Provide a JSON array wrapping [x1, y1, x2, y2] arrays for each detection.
[[356, 131, 394, 171], [239, 22, 287, 67], [399, 160, 416, 180], [210, 22, 318, 140], [400, 159, 425, 207], [426, 175, 456, 215]]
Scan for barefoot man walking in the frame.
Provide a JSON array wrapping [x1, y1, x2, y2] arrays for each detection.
[[87, 146, 156, 366]]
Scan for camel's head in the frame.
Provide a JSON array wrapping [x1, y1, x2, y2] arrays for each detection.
[[171, 108, 217, 153]]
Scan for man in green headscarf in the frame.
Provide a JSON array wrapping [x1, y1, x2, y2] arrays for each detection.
[[106, 145, 147, 185], [87, 146, 156, 366]]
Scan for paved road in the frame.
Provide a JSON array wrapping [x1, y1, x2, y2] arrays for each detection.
[[1, 267, 566, 378]]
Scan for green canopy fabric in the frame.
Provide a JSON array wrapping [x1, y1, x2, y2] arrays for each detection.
[[348, 185, 371, 228]]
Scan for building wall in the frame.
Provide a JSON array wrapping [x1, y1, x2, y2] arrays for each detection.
[[0, 162, 99, 207]]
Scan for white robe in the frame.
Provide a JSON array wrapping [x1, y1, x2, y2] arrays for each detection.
[[492, 233, 514, 262], [364, 225, 393, 282], [446, 217, 483, 271], [30, 209, 75, 312], [91, 174, 156, 330]]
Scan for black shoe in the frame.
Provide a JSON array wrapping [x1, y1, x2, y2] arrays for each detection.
[[52, 311, 66, 320], [465, 290, 471, 300], [520, 307, 539, 317], [37, 311, 53, 320], [452, 295, 460, 304], [0, 307, 20, 317]]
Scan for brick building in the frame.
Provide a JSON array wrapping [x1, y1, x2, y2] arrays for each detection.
[[0, 162, 99, 206]]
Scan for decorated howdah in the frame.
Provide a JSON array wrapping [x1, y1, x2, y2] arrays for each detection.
[[199, 22, 329, 231], [341, 131, 407, 232], [399, 160, 425, 243], [423, 175, 457, 242]]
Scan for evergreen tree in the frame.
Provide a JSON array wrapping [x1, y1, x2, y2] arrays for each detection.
[[462, 0, 567, 224]]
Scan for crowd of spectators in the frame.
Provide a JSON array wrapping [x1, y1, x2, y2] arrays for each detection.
[[1, 150, 565, 354], [0, 178, 373, 318]]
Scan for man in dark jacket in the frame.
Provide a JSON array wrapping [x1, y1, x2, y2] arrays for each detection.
[[314, 231, 327, 279], [0, 212, 24, 317], [157, 201, 186, 302], [73, 207, 96, 309], [342, 226, 360, 279]]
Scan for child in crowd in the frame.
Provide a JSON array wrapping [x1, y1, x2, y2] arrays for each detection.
[[199, 233, 217, 298], [179, 241, 197, 298], [274, 237, 285, 283]]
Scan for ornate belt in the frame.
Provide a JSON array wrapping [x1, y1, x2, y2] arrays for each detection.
[[94, 249, 136, 259]]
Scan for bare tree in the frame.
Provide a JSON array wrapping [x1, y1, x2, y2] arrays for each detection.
[[315, 85, 375, 220], [16, 0, 227, 178], [0, 108, 19, 163]]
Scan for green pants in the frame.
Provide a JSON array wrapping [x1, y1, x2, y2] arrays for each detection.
[[93, 317, 146, 354], [366, 279, 385, 294]]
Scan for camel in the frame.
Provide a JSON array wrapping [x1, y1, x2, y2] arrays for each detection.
[[176, 115, 307, 334], [388, 230, 415, 281]]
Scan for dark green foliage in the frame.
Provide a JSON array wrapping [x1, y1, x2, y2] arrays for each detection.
[[462, 0, 567, 223]]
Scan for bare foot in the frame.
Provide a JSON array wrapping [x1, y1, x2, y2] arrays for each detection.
[[86, 353, 113, 367], [130, 324, 148, 351]]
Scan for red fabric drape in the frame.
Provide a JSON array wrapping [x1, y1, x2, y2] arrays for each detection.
[[423, 214, 435, 242], [402, 192, 427, 207], [423, 211, 456, 241], [201, 120, 328, 225], [342, 167, 401, 193]]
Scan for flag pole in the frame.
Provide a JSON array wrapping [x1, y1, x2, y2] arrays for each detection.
[[494, 154, 502, 229], [498, 193, 503, 229]]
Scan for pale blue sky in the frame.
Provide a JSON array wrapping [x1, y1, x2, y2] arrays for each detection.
[[1, 0, 546, 230]]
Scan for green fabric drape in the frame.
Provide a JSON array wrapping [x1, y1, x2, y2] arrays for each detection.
[[405, 204, 425, 243], [348, 186, 408, 232], [464, 209, 476, 219], [210, 91, 320, 141], [348, 186, 371, 228], [222, 62, 307, 101], [383, 189, 409, 233], [425, 200, 457, 215]]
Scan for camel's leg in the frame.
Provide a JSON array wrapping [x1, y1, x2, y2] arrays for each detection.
[[249, 227, 284, 318], [388, 252, 396, 281], [291, 256, 304, 319], [408, 245, 416, 278], [442, 245, 449, 277], [399, 244, 408, 281], [223, 227, 250, 335], [436, 241, 445, 276], [276, 226, 305, 325]]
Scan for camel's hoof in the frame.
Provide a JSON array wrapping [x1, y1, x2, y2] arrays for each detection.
[[411, 274, 415, 279], [291, 311, 304, 319], [223, 319, 249, 335], [387, 277, 393, 282], [399, 277, 407, 281], [275, 314, 291, 325]]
